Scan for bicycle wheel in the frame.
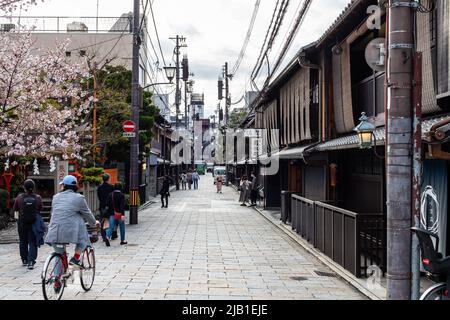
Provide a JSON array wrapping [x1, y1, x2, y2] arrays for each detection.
[[42, 253, 66, 300], [80, 247, 95, 292], [420, 283, 449, 300]]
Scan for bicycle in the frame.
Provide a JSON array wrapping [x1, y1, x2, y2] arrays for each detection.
[[412, 227, 450, 300], [41, 225, 99, 300]]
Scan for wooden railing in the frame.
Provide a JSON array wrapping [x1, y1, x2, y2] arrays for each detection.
[[82, 183, 99, 216], [290, 195, 386, 278]]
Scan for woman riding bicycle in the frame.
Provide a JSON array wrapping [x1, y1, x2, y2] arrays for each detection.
[[45, 175, 99, 268]]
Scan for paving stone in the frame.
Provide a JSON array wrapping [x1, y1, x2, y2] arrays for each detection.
[[0, 175, 364, 300]]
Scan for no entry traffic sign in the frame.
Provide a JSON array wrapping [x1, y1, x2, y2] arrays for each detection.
[[123, 120, 136, 133]]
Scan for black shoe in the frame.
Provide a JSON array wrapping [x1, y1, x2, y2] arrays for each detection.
[[69, 257, 82, 269], [105, 238, 110, 247], [120, 241, 128, 245], [165, 206, 168, 208], [27, 262, 35, 270], [22, 260, 27, 267]]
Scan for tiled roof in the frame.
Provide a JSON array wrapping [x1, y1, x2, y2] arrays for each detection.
[[316, 0, 365, 46], [313, 115, 450, 152]]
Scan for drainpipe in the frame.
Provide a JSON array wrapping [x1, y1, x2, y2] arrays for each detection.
[[298, 51, 323, 142], [411, 52, 423, 300]]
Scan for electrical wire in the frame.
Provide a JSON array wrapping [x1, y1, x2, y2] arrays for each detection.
[[245, 0, 312, 121], [96, 26, 129, 66], [231, 0, 261, 76], [148, 0, 167, 67], [251, 0, 290, 81], [268, 0, 312, 83]]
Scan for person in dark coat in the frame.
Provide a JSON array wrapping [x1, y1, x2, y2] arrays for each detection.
[[105, 183, 127, 245], [160, 176, 170, 208], [13, 179, 43, 270], [250, 172, 258, 206], [97, 174, 115, 244]]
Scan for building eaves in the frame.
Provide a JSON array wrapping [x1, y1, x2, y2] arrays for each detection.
[[313, 115, 450, 152], [315, 0, 370, 48]]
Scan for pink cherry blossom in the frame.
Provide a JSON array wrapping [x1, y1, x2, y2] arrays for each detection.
[[0, 31, 91, 160], [0, 0, 43, 12]]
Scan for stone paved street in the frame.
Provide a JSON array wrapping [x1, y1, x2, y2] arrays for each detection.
[[0, 174, 365, 300]]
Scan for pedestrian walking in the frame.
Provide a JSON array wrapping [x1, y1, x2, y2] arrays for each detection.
[[239, 176, 250, 206], [13, 179, 43, 269], [192, 170, 200, 190], [105, 183, 127, 245], [250, 172, 258, 206], [216, 175, 223, 193], [181, 172, 187, 190], [97, 174, 114, 245], [160, 176, 170, 208], [187, 170, 193, 190]]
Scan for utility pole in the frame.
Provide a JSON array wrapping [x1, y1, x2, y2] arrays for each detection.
[[182, 54, 189, 131], [129, 0, 141, 225], [223, 62, 231, 184], [224, 62, 230, 125], [386, 0, 414, 300], [170, 35, 187, 189]]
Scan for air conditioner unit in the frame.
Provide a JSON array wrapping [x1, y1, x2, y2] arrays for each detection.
[[67, 22, 88, 32]]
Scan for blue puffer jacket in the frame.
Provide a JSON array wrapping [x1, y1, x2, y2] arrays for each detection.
[[32, 214, 46, 248]]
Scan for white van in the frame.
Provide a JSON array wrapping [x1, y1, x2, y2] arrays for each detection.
[[213, 166, 227, 184]]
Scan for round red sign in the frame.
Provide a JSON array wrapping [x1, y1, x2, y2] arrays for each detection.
[[123, 120, 136, 133]]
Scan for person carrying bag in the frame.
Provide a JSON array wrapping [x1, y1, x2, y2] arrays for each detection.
[[106, 183, 127, 246]]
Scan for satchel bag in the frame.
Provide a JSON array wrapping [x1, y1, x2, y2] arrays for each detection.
[[112, 192, 123, 221]]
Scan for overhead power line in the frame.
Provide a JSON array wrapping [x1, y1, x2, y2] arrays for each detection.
[[268, 0, 312, 83], [149, 0, 167, 67], [251, 0, 290, 81], [245, 0, 313, 120], [230, 0, 261, 76]]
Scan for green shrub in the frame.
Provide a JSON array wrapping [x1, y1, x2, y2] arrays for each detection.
[[80, 167, 105, 185]]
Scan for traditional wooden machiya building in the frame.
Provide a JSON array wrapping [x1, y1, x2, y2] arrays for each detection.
[[238, 0, 450, 278]]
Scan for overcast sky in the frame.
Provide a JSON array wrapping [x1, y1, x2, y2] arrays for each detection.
[[11, 0, 351, 118]]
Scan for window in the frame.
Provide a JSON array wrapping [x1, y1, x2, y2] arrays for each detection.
[[79, 50, 86, 57], [65, 51, 72, 57]]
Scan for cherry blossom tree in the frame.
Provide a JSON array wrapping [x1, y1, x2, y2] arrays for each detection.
[[0, 31, 92, 160], [0, 0, 42, 12]]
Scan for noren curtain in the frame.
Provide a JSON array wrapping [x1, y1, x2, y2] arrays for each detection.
[[279, 68, 311, 145], [332, 39, 355, 134]]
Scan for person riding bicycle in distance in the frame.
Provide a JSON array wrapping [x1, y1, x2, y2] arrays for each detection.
[[45, 175, 99, 268]]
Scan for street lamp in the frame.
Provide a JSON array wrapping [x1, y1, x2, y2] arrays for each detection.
[[354, 112, 376, 149], [142, 65, 177, 91], [164, 65, 176, 83], [354, 112, 384, 159]]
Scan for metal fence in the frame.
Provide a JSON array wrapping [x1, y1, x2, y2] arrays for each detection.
[[290, 195, 386, 278], [0, 16, 133, 33]]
